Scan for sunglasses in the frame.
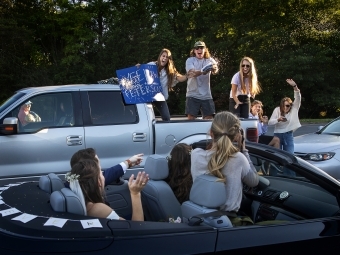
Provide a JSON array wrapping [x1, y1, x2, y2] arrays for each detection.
[[242, 64, 250, 68], [194, 46, 205, 50], [284, 104, 292, 108]]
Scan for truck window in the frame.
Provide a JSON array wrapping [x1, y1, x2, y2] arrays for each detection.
[[87, 91, 138, 125], [4, 93, 74, 133]]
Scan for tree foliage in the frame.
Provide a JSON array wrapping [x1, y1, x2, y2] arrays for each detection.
[[1, 0, 340, 118]]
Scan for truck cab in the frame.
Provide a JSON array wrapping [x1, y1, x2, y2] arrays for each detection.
[[0, 85, 153, 178]]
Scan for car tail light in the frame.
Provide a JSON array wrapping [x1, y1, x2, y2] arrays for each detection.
[[246, 128, 258, 142]]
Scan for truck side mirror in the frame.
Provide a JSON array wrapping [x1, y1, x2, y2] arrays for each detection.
[[0, 117, 19, 135]]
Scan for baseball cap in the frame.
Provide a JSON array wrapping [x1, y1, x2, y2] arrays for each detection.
[[24, 101, 33, 105], [194, 41, 206, 48]]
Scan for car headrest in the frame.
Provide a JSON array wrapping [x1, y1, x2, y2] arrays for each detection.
[[50, 188, 86, 215], [189, 174, 227, 208], [39, 173, 65, 194], [144, 154, 168, 180]]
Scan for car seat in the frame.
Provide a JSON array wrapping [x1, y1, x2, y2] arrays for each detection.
[[57, 100, 74, 126], [141, 154, 182, 222], [50, 188, 86, 215], [39, 173, 65, 194], [181, 174, 232, 228]]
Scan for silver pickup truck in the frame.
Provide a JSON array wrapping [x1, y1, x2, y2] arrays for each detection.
[[0, 84, 258, 178]]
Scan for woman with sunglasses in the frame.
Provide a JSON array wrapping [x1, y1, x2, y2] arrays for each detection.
[[229, 57, 262, 118], [268, 79, 301, 154]]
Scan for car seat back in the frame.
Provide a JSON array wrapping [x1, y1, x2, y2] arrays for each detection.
[[39, 173, 65, 194], [142, 154, 182, 222], [50, 188, 86, 215], [181, 174, 232, 228]]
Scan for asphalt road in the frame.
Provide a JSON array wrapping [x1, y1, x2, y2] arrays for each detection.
[[266, 123, 326, 137]]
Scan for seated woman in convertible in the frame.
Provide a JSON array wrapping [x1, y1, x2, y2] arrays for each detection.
[[191, 111, 259, 223], [68, 159, 149, 221]]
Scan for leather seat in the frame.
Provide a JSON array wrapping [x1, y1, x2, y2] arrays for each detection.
[[141, 154, 182, 222], [181, 174, 232, 228], [50, 188, 86, 215], [39, 173, 65, 194]]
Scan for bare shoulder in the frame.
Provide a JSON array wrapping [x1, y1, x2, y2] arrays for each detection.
[[86, 202, 112, 218]]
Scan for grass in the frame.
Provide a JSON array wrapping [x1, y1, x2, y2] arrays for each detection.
[[300, 119, 333, 124]]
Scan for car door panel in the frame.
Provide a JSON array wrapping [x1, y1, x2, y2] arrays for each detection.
[[216, 219, 340, 254], [0, 92, 85, 177], [81, 91, 152, 170]]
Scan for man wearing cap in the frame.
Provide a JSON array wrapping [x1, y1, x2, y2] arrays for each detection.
[[185, 41, 219, 120], [18, 101, 41, 126]]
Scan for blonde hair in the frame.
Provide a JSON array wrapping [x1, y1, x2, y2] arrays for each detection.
[[208, 111, 240, 181], [280, 97, 293, 116], [239, 57, 261, 96], [250, 100, 264, 121]]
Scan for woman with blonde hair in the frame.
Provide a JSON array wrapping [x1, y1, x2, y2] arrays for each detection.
[[249, 100, 280, 148], [229, 57, 261, 118], [268, 79, 301, 154], [191, 111, 259, 213]]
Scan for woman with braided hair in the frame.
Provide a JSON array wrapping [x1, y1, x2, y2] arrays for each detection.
[[191, 111, 259, 213]]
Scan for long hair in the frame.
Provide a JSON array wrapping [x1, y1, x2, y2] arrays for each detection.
[[166, 143, 193, 204], [239, 57, 261, 96], [71, 159, 104, 204], [189, 47, 211, 59], [280, 97, 293, 116], [208, 111, 240, 182], [156, 48, 178, 91], [250, 100, 264, 122], [70, 148, 98, 168]]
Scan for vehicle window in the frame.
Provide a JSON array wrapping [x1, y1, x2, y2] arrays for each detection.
[[5, 93, 74, 133], [252, 156, 306, 180], [0, 92, 26, 115], [321, 119, 340, 134], [88, 91, 138, 125]]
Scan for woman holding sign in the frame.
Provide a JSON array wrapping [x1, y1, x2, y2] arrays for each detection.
[[229, 57, 261, 118], [139, 48, 188, 121]]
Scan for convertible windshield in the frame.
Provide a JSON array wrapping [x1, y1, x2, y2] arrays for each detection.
[[320, 118, 340, 135], [0, 92, 26, 114]]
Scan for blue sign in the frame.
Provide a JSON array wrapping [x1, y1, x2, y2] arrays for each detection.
[[116, 64, 164, 104]]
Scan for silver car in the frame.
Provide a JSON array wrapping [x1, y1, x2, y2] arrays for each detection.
[[294, 117, 340, 180]]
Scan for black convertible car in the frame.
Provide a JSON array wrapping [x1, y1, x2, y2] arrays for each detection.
[[1, 142, 340, 255]]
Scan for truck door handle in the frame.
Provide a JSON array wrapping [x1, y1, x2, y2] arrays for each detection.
[[132, 132, 147, 142], [66, 135, 83, 146]]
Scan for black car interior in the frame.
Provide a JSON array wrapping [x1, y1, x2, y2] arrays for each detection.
[[0, 142, 339, 244]]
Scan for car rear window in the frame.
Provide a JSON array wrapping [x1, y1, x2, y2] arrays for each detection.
[[88, 91, 138, 125]]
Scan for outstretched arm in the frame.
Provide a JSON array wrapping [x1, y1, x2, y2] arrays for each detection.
[[286, 79, 299, 92], [129, 171, 149, 221], [286, 79, 301, 107]]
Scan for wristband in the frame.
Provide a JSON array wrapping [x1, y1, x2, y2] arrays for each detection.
[[293, 85, 297, 87]]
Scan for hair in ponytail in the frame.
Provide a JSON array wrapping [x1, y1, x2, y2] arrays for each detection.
[[208, 111, 240, 182]]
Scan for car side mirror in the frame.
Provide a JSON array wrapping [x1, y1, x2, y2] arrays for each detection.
[[0, 117, 19, 135], [317, 126, 324, 131]]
